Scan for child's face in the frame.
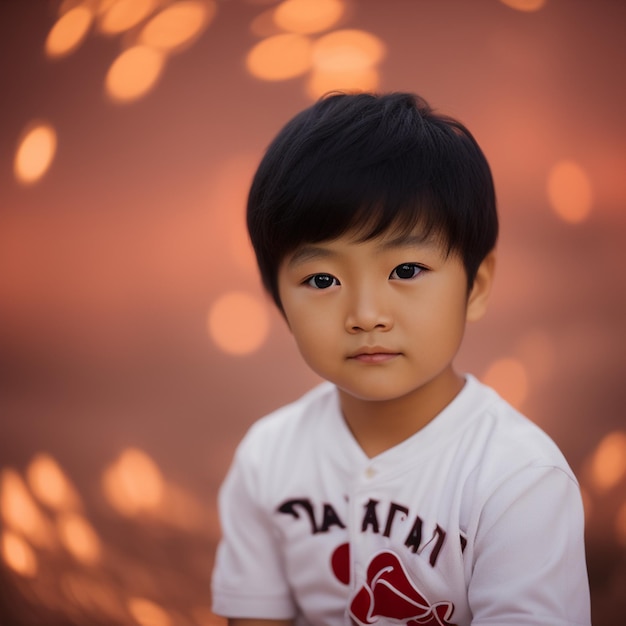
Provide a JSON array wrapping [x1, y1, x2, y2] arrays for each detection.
[[277, 227, 493, 405]]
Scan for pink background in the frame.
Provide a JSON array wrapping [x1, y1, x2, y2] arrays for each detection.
[[0, 1, 624, 624]]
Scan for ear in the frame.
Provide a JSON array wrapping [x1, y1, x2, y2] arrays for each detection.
[[466, 251, 496, 322]]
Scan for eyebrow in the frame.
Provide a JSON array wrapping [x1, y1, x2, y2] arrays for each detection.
[[287, 245, 337, 268], [286, 231, 442, 269]]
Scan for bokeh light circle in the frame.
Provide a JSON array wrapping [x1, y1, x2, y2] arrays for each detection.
[[99, 0, 158, 34], [105, 45, 166, 103], [102, 448, 165, 515], [140, 0, 216, 52], [57, 513, 102, 565], [273, 0, 344, 35], [246, 33, 313, 80], [250, 8, 284, 38], [0, 469, 55, 548], [306, 66, 379, 100], [590, 431, 626, 492], [128, 597, 172, 626], [499, 0, 546, 11], [1, 531, 38, 577], [311, 29, 385, 72], [45, 5, 93, 58], [547, 160, 593, 224], [14, 123, 58, 185], [27, 453, 81, 511], [208, 291, 270, 355]]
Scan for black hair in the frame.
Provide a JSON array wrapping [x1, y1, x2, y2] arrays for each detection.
[[247, 92, 498, 309]]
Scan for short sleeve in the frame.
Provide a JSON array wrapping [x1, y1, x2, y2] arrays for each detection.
[[211, 434, 296, 619], [468, 465, 591, 625]]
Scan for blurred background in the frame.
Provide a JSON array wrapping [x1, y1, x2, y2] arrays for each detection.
[[0, 0, 625, 624]]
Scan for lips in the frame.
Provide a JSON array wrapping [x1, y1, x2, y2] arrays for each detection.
[[348, 347, 400, 363]]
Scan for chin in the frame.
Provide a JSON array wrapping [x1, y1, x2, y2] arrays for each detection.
[[337, 383, 415, 404]]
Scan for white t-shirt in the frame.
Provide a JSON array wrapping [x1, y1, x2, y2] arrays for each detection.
[[212, 375, 590, 625]]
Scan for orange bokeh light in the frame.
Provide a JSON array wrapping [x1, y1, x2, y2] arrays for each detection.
[[311, 29, 385, 73], [0, 469, 55, 548], [98, 0, 158, 34], [57, 512, 102, 565], [246, 33, 313, 81], [589, 431, 626, 492], [45, 5, 93, 58], [93, 0, 121, 17], [1, 531, 38, 578], [250, 8, 283, 38], [61, 572, 125, 621], [273, 0, 345, 35], [14, 122, 58, 185], [102, 448, 165, 516], [482, 357, 529, 408], [27, 453, 81, 512], [140, 0, 216, 53], [105, 45, 166, 103], [499, 0, 547, 11], [208, 291, 270, 355], [306, 66, 379, 100], [128, 597, 172, 626], [547, 160, 593, 224], [155, 482, 207, 531]]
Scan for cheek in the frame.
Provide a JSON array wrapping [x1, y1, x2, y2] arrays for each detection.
[[285, 305, 338, 367], [404, 289, 467, 348], [439, 302, 468, 351], [290, 330, 333, 380], [285, 304, 328, 343]]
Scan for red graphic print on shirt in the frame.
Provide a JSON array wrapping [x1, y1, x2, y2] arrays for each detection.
[[331, 541, 351, 585], [331, 544, 456, 626]]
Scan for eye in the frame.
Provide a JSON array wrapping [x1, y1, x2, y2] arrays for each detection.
[[306, 273, 339, 289], [389, 263, 423, 280]]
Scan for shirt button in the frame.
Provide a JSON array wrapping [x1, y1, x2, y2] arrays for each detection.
[[365, 467, 376, 478]]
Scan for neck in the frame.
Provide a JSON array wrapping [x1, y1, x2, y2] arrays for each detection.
[[338, 367, 465, 458]]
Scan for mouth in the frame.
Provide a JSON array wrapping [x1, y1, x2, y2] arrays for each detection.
[[348, 347, 401, 364]]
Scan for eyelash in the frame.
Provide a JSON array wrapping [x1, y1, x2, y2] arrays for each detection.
[[389, 263, 424, 280], [304, 263, 426, 289], [305, 274, 339, 289]]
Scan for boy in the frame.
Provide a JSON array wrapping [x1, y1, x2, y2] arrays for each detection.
[[211, 92, 590, 625]]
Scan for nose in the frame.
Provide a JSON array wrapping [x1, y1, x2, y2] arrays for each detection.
[[344, 284, 393, 333]]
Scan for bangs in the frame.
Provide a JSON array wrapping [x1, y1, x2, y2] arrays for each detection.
[[271, 136, 456, 256]]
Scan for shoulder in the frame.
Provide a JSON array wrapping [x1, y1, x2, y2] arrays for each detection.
[[467, 375, 574, 477], [235, 381, 339, 465], [455, 376, 581, 526], [458, 379, 586, 564]]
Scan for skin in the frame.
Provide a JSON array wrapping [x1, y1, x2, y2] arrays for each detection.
[[227, 227, 495, 624], [277, 227, 496, 458]]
